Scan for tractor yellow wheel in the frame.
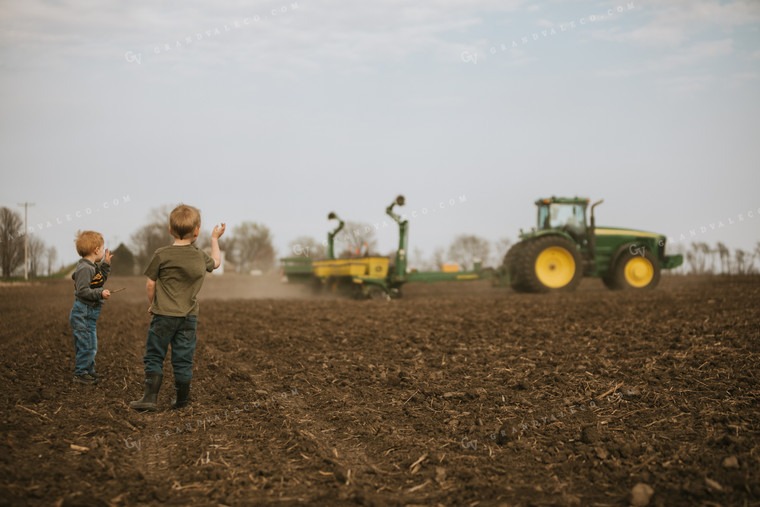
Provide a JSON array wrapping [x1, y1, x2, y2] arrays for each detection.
[[623, 257, 654, 288], [515, 236, 583, 293], [609, 248, 661, 290], [535, 246, 577, 288]]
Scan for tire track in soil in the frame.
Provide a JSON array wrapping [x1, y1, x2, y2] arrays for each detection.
[[121, 377, 292, 504], [119, 370, 228, 503], [123, 416, 175, 502]]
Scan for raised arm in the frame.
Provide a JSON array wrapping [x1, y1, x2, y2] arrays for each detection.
[[101, 248, 114, 277], [210, 223, 226, 269]]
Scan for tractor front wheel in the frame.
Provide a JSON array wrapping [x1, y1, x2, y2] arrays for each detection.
[[608, 249, 661, 290], [516, 236, 583, 293]]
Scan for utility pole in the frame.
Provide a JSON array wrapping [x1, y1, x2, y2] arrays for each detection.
[[16, 202, 35, 280]]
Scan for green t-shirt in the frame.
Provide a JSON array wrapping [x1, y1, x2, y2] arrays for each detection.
[[144, 244, 215, 317]]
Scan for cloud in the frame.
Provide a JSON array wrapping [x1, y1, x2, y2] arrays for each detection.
[[596, 38, 734, 78], [592, 0, 760, 48], [586, 1, 760, 93], [0, 0, 531, 71]]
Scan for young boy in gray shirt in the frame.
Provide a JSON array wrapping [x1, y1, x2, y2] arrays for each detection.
[[131, 204, 225, 411], [70, 231, 113, 384]]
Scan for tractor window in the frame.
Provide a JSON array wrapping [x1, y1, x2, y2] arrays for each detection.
[[538, 204, 587, 232]]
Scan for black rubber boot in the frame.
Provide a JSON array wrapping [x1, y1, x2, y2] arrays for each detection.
[[129, 372, 163, 411], [171, 382, 191, 409]]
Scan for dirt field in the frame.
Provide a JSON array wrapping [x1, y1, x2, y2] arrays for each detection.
[[1, 274, 758, 506]]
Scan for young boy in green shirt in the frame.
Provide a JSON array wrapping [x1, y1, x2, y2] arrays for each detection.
[[130, 204, 225, 411]]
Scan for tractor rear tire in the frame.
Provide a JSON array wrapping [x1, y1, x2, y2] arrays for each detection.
[[608, 249, 661, 290], [515, 236, 583, 293], [502, 241, 528, 292]]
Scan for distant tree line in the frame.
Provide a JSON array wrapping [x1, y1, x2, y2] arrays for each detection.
[[0, 204, 278, 279], [0, 207, 57, 279], [670, 241, 760, 275], [2, 203, 759, 279]]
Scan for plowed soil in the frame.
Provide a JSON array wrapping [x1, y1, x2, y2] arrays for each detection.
[[1, 274, 758, 506]]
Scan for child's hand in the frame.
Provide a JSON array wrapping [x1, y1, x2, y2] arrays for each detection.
[[211, 223, 226, 239], [103, 248, 114, 264], [102, 289, 111, 300], [148, 306, 153, 315]]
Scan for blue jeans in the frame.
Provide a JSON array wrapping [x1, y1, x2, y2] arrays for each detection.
[[143, 314, 197, 383], [69, 299, 100, 375]]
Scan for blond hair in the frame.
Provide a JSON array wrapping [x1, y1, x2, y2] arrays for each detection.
[[75, 231, 103, 257], [170, 204, 201, 239]]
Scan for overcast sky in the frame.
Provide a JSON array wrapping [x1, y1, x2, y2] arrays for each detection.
[[1, 0, 759, 268]]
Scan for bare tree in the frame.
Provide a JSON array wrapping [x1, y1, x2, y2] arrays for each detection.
[[0, 207, 24, 278], [335, 222, 377, 258], [716, 242, 730, 274], [699, 243, 713, 273], [432, 247, 445, 270], [228, 222, 276, 273], [735, 249, 750, 275], [494, 237, 512, 267], [46, 246, 57, 276], [27, 234, 46, 277], [410, 246, 431, 271], [688, 242, 710, 275], [708, 244, 718, 273], [131, 206, 174, 268], [447, 234, 491, 271], [685, 251, 696, 275]]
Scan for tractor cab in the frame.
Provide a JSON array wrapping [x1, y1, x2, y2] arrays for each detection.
[[536, 197, 590, 244]]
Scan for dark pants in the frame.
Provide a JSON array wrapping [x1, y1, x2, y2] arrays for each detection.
[[143, 314, 197, 383]]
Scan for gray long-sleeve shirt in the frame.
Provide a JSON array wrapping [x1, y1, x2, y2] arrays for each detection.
[[72, 258, 111, 307]]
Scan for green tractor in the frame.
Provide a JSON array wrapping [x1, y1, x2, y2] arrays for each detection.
[[500, 197, 683, 292]]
